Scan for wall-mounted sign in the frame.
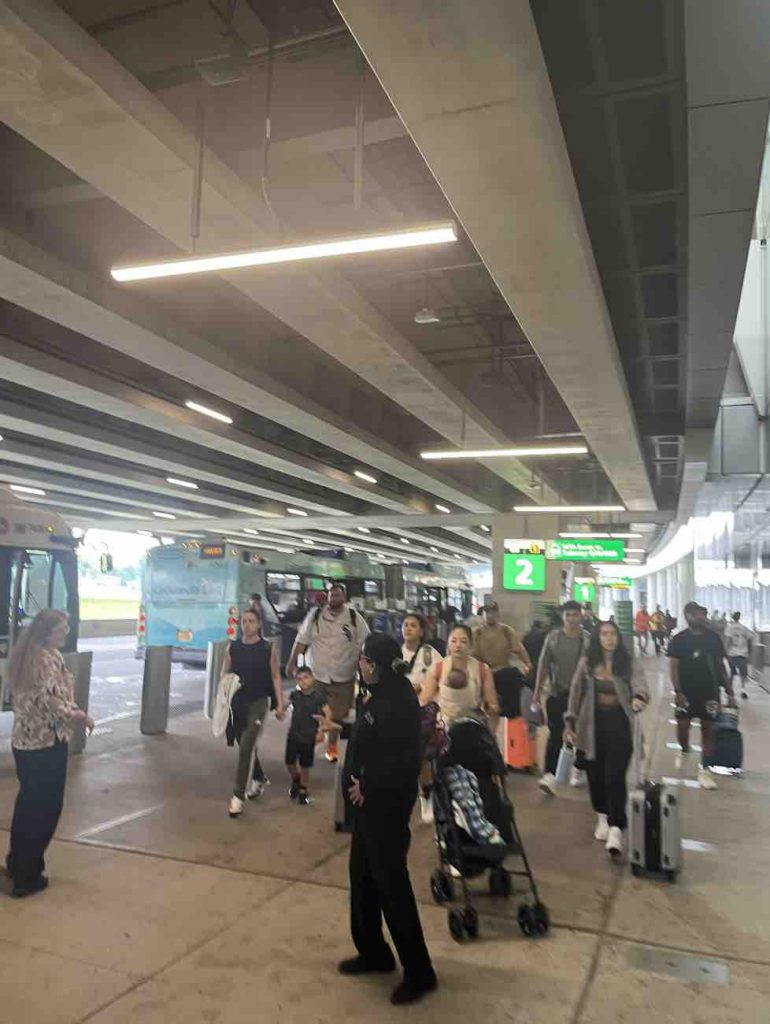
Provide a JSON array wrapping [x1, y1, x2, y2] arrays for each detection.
[[604, 576, 632, 589], [545, 538, 625, 562], [572, 578, 597, 604], [503, 552, 546, 592], [200, 544, 226, 560], [504, 538, 544, 555]]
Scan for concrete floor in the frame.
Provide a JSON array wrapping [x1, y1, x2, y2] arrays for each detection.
[[0, 655, 768, 1023]]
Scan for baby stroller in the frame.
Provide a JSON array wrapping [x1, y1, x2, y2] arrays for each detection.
[[429, 718, 550, 942]]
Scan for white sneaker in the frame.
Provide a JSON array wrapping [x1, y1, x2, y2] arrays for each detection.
[[698, 768, 717, 790], [419, 793, 434, 825], [246, 779, 264, 800], [674, 749, 690, 771], [594, 813, 609, 842], [570, 767, 587, 788], [229, 795, 244, 818], [538, 772, 557, 796], [606, 826, 623, 857]]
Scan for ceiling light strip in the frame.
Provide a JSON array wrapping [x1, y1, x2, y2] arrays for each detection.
[[421, 445, 588, 460]]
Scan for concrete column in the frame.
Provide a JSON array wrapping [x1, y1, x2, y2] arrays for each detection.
[[677, 552, 695, 620], [491, 513, 562, 634]]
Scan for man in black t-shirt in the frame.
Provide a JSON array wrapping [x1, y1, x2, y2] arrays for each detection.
[[668, 601, 736, 790]]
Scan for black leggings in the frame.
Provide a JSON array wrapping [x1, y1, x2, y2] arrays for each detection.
[[6, 739, 68, 888], [585, 707, 632, 830], [545, 691, 570, 775]]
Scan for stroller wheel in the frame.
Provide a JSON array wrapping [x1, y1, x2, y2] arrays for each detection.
[[533, 901, 550, 935], [517, 904, 536, 937], [430, 869, 454, 905], [448, 908, 465, 943], [462, 906, 479, 940], [489, 866, 512, 898]]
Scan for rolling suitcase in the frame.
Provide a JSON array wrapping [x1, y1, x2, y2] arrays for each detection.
[[628, 714, 682, 881], [712, 708, 743, 771], [503, 717, 538, 771]]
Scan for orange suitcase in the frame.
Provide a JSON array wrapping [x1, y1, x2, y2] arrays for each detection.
[[504, 717, 538, 771]]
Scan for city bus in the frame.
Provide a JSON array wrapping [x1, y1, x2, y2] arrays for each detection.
[[0, 505, 79, 709], [138, 540, 474, 665]]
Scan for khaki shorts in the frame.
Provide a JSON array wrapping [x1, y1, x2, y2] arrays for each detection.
[[323, 680, 356, 723]]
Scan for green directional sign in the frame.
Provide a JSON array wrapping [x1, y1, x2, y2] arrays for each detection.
[[546, 538, 625, 563], [502, 552, 546, 592], [573, 580, 597, 604]]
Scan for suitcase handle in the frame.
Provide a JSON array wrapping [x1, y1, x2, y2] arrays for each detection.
[[632, 710, 645, 788]]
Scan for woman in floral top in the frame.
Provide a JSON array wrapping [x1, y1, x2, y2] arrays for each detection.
[[3, 610, 93, 898]]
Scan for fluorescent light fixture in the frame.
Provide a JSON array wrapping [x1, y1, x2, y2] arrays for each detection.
[[357, 526, 371, 534], [153, 511, 177, 520], [400, 537, 410, 545], [480, 525, 491, 533], [558, 531, 642, 539], [421, 444, 588, 460], [354, 470, 378, 485], [10, 484, 46, 496], [514, 505, 625, 513], [625, 548, 646, 554], [277, 547, 295, 554], [435, 503, 451, 514], [184, 400, 233, 424], [430, 546, 440, 553], [166, 477, 198, 489], [286, 507, 308, 517], [302, 538, 317, 544], [624, 558, 642, 564], [112, 222, 458, 282], [136, 530, 154, 537], [243, 528, 260, 536]]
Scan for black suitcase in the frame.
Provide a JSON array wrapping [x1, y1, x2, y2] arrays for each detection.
[[628, 715, 682, 881], [712, 710, 743, 771]]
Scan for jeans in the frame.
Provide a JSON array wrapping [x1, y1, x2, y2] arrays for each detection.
[[234, 698, 269, 798], [545, 691, 570, 775], [349, 792, 434, 982], [585, 706, 633, 829], [6, 739, 68, 888]]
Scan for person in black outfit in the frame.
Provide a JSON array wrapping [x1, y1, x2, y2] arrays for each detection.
[[222, 608, 285, 818], [522, 619, 548, 671], [336, 632, 437, 1006]]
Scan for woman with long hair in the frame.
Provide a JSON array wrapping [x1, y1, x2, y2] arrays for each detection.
[[3, 610, 94, 898], [419, 623, 500, 730], [401, 613, 442, 823], [564, 621, 648, 857], [337, 632, 436, 1006], [221, 607, 285, 819]]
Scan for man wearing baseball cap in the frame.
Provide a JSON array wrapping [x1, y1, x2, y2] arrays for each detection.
[[667, 600, 736, 789]]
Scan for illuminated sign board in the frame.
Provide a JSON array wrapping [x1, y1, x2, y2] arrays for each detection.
[[573, 578, 597, 604], [545, 539, 625, 563], [200, 544, 226, 560]]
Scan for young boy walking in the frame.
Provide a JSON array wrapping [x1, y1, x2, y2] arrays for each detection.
[[285, 666, 331, 805]]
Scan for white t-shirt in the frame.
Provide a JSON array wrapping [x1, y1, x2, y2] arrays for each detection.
[[723, 620, 753, 658], [295, 604, 370, 683], [401, 642, 442, 694]]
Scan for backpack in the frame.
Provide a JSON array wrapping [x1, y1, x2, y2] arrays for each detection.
[[312, 605, 360, 632]]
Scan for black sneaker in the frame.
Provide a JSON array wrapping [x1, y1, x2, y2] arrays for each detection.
[[297, 789, 312, 806], [390, 974, 438, 1005], [289, 782, 300, 800], [11, 875, 49, 899], [338, 954, 396, 976]]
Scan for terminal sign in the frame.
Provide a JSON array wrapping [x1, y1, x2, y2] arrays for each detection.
[[573, 578, 597, 604], [545, 538, 625, 563], [502, 552, 546, 592]]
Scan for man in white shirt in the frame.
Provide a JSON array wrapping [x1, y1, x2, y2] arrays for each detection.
[[286, 583, 369, 761], [723, 611, 754, 700]]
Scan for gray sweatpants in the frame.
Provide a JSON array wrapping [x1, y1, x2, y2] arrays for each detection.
[[234, 698, 269, 798]]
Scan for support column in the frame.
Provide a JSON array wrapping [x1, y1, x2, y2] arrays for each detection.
[[491, 514, 562, 635]]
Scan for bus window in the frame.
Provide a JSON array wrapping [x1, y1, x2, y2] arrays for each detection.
[[51, 558, 69, 611], [266, 573, 302, 616], [18, 550, 53, 626], [0, 548, 18, 653]]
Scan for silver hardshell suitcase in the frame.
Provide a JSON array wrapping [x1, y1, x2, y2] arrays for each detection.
[[628, 715, 682, 881]]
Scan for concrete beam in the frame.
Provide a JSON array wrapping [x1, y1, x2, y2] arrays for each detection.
[[334, 0, 655, 512], [0, 0, 551, 501], [0, 225, 492, 513]]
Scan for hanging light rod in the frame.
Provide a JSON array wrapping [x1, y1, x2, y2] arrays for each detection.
[[111, 221, 458, 283], [421, 444, 588, 460], [559, 531, 642, 539], [514, 504, 626, 513]]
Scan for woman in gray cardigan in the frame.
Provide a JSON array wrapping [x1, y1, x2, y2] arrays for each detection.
[[564, 621, 648, 858]]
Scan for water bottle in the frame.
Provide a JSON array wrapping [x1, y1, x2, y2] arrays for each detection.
[[554, 743, 576, 786]]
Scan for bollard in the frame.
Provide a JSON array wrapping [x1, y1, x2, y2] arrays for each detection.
[[749, 642, 766, 680], [140, 645, 172, 735], [204, 639, 229, 719], [64, 650, 93, 755]]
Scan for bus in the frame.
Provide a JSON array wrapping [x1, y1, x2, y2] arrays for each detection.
[[138, 540, 474, 665], [0, 505, 79, 709]]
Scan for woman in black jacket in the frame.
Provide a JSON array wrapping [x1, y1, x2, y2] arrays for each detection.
[[337, 632, 437, 1006]]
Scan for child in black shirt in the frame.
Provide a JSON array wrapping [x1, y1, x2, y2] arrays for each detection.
[[286, 667, 331, 805]]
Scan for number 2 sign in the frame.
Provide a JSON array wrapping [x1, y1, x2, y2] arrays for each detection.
[[502, 552, 546, 592]]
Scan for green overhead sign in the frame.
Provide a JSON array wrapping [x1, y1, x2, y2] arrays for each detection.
[[502, 552, 546, 592], [546, 538, 626, 563], [573, 579, 597, 604]]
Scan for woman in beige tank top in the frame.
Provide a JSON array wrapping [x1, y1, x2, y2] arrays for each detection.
[[420, 625, 500, 731]]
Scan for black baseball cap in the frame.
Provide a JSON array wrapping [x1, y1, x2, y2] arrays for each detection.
[[683, 601, 706, 615]]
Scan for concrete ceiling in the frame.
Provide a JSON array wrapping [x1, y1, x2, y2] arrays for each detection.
[[0, 0, 762, 564]]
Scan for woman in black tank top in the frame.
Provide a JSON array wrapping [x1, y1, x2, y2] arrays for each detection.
[[221, 608, 285, 818]]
